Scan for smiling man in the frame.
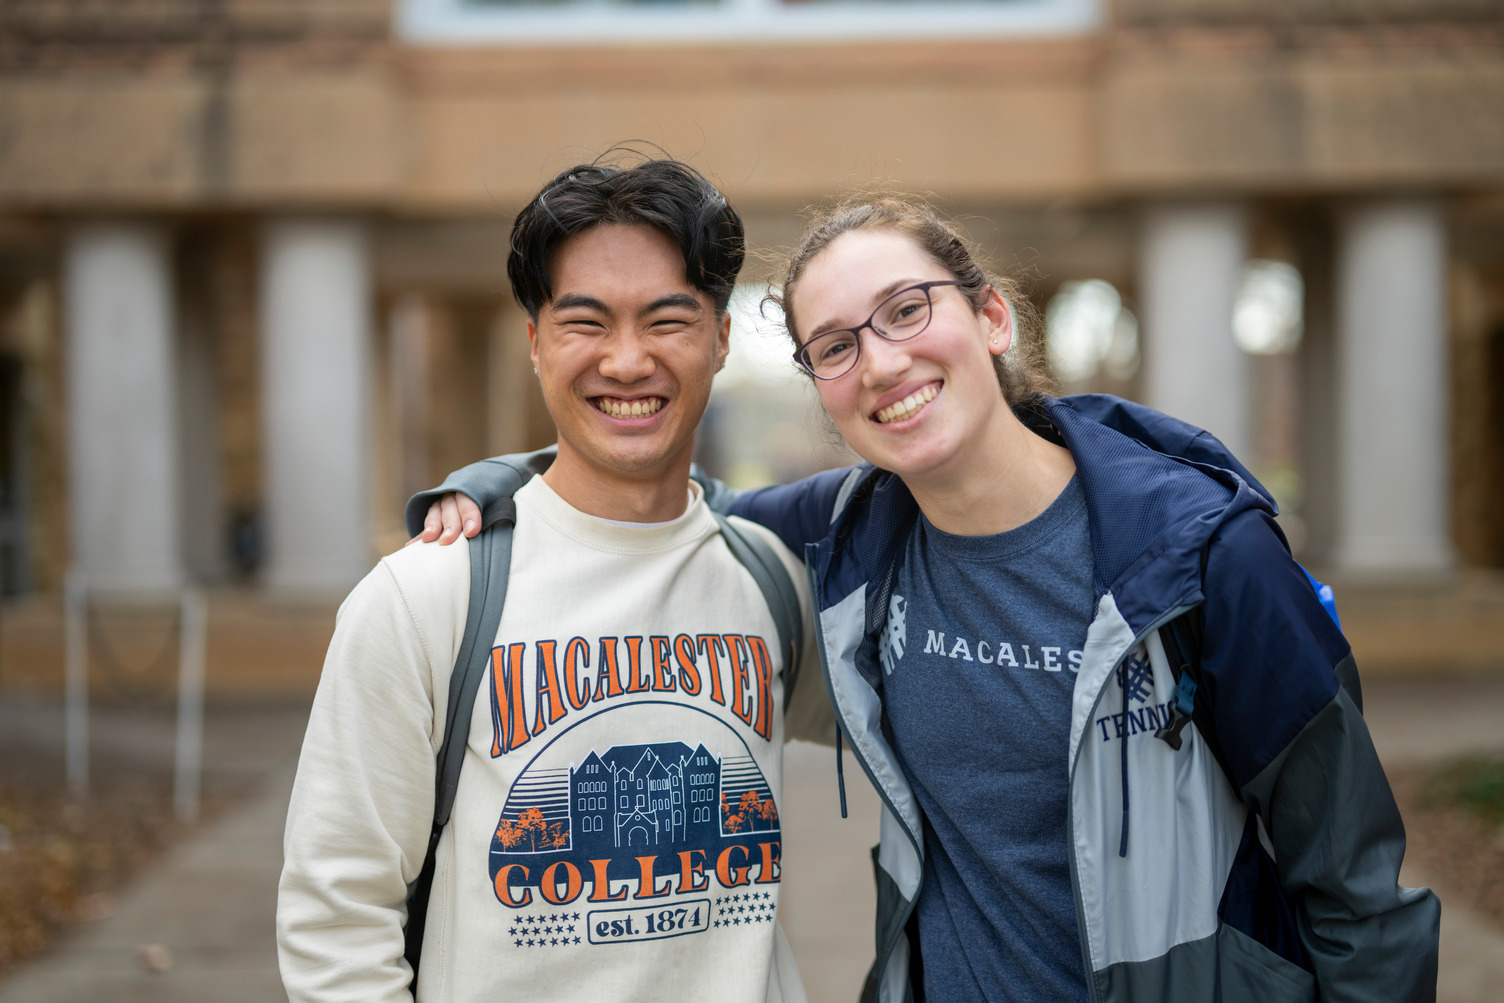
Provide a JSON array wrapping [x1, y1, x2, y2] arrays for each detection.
[[276, 159, 828, 1003]]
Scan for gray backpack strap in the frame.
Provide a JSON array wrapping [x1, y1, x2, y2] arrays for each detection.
[[404, 453, 552, 978], [404, 517, 513, 975], [712, 512, 803, 712]]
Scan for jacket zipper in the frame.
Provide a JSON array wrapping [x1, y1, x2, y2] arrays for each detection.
[[806, 559, 924, 1003], [1065, 602, 1195, 1003]]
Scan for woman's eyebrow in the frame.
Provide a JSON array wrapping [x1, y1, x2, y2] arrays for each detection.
[[806, 277, 924, 338]]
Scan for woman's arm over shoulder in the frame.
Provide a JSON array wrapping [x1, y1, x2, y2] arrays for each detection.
[[726, 466, 865, 555], [1199, 510, 1439, 1001]]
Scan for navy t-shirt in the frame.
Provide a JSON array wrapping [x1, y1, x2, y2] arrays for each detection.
[[880, 475, 1094, 1002]]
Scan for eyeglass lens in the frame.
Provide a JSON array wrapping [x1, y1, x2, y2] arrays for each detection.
[[800, 285, 937, 379]]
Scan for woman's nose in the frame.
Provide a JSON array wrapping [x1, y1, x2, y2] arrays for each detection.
[[859, 333, 913, 387]]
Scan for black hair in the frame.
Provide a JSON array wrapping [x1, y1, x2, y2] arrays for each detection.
[[507, 156, 745, 319]]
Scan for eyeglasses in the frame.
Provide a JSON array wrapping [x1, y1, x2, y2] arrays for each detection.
[[792, 280, 964, 380]]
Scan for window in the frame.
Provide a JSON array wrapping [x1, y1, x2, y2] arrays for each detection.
[[399, 0, 1102, 45]]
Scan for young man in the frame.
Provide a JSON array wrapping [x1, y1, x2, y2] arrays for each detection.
[[276, 159, 830, 1003]]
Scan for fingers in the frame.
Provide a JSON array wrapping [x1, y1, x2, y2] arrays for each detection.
[[421, 501, 444, 543], [438, 494, 464, 545], [418, 493, 481, 546], [459, 495, 482, 538]]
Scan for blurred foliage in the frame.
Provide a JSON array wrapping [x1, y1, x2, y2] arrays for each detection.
[[0, 771, 180, 976], [1425, 754, 1504, 829]]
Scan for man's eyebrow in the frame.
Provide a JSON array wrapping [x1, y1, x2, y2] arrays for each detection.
[[642, 293, 704, 315], [806, 277, 923, 338], [550, 293, 611, 314]]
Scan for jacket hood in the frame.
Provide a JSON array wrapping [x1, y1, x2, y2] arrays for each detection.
[[821, 394, 1278, 638]]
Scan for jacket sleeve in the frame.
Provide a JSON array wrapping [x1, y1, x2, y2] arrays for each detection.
[[1198, 511, 1440, 1002], [727, 466, 862, 555], [276, 543, 467, 1002], [404, 449, 555, 538]]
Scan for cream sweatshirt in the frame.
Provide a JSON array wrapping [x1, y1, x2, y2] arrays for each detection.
[[278, 476, 831, 1002]]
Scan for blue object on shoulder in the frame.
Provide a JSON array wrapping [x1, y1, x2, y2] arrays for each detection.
[[1301, 566, 1342, 630]]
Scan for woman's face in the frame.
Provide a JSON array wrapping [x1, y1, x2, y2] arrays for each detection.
[[791, 229, 1012, 486]]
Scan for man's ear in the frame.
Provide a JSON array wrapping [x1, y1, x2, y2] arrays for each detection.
[[716, 310, 731, 371], [527, 317, 540, 371], [982, 288, 1013, 357]]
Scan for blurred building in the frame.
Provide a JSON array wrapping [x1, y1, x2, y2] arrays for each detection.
[[0, 0, 1500, 687]]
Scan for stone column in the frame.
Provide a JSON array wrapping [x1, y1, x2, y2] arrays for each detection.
[[259, 219, 372, 593], [1333, 200, 1453, 573], [63, 222, 183, 594], [1138, 203, 1252, 462]]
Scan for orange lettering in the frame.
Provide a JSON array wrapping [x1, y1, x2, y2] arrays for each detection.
[[650, 636, 676, 692], [674, 634, 701, 695], [756, 841, 781, 884], [563, 636, 592, 710], [594, 638, 624, 700], [625, 636, 650, 692], [727, 634, 755, 726], [677, 849, 710, 894], [747, 635, 775, 740], [539, 861, 583, 905], [493, 863, 532, 907], [489, 644, 530, 755], [716, 845, 752, 888], [533, 640, 566, 735], [633, 855, 672, 899], [588, 858, 628, 901], [697, 634, 728, 706]]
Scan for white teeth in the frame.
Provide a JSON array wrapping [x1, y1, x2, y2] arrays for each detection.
[[875, 385, 938, 424], [596, 397, 664, 418]]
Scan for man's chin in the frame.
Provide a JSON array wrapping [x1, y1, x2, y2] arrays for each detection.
[[567, 437, 692, 480]]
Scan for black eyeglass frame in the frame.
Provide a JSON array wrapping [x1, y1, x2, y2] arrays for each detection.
[[791, 279, 966, 380]]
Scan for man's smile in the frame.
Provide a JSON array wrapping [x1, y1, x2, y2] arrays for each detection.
[[593, 395, 667, 419]]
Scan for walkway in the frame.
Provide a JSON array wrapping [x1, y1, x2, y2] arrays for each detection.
[[0, 674, 1501, 1002]]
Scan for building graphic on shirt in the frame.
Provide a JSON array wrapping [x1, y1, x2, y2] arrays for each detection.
[[489, 725, 782, 910]]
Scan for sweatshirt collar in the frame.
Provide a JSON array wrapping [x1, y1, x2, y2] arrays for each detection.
[[515, 475, 718, 555]]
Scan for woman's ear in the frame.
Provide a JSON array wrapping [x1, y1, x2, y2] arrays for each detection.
[[982, 287, 1013, 357]]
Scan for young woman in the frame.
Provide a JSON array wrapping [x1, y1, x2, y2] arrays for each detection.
[[419, 197, 1438, 1002]]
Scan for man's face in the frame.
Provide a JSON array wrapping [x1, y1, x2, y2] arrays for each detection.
[[528, 223, 730, 490]]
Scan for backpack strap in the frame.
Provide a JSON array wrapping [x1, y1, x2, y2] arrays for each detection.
[[403, 450, 553, 978], [711, 512, 804, 711], [1152, 609, 1230, 783]]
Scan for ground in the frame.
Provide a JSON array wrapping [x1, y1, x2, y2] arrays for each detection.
[[1393, 759, 1504, 930]]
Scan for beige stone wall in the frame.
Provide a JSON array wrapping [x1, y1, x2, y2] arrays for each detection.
[[0, 8, 1499, 211]]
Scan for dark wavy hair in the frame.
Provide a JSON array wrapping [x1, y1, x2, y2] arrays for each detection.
[[507, 156, 745, 319]]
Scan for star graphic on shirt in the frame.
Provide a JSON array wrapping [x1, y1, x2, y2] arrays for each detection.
[[573, 912, 581, 920], [573, 936, 581, 944], [525, 939, 535, 947], [551, 938, 559, 946], [514, 939, 523, 947]]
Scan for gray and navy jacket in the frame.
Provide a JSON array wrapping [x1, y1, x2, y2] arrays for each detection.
[[427, 393, 1440, 1003], [728, 394, 1438, 1003]]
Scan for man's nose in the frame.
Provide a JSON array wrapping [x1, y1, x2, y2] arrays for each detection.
[[598, 333, 656, 383]]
